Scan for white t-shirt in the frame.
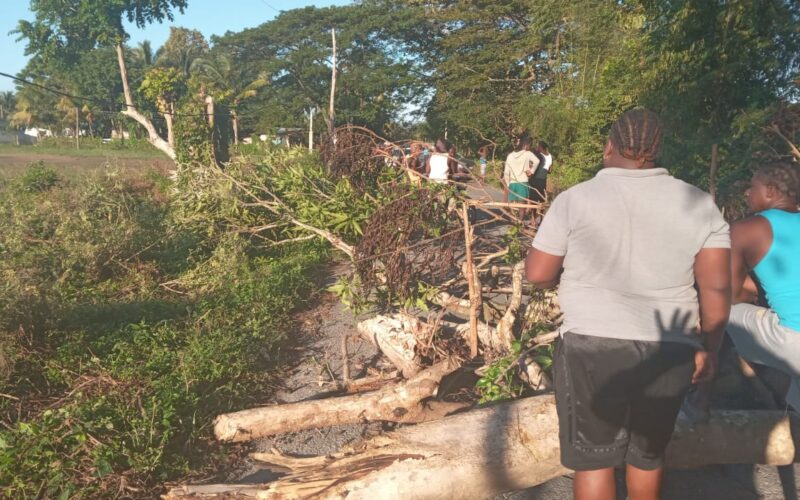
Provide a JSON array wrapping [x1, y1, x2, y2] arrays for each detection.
[[428, 153, 449, 183], [532, 167, 730, 347], [541, 153, 553, 171]]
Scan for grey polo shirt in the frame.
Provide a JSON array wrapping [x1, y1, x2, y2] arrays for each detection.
[[532, 167, 730, 347]]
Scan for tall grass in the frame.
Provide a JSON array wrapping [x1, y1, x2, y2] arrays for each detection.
[[0, 162, 327, 498]]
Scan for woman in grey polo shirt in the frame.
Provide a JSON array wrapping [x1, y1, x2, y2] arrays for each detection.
[[526, 109, 731, 500]]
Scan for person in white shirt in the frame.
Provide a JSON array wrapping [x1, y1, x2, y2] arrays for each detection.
[[426, 138, 452, 184]]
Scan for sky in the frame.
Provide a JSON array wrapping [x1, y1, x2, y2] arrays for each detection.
[[0, 0, 353, 92]]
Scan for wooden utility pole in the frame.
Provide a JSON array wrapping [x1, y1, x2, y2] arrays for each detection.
[[328, 28, 337, 144]]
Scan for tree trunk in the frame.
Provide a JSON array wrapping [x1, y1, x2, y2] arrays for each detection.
[[115, 43, 176, 161], [213, 359, 462, 442], [164, 101, 175, 149], [357, 313, 426, 378], [709, 143, 718, 201], [165, 395, 799, 500]]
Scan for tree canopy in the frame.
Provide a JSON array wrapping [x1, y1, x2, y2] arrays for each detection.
[[9, 0, 800, 196]]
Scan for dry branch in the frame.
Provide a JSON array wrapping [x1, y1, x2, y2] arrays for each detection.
[[213, 359, 462, 442], [166, 396, 799, 499], [494, 261, 524, 352], [461, 204, 480, 358]]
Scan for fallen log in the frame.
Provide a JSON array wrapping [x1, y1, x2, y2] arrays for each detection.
[[213, 359, 463, 442], [356, 313, 427, 377], [167, 395, 798, 499]]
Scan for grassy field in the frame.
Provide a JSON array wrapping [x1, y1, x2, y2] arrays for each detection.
[[0, 137, 167, 158], [0, 139, 173, 179]]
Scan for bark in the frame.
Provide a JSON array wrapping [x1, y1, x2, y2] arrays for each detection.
[[770, 124, 800, 162], [461, 204, 480, 358], [357, 313, 426, 378], [494, 261, 524, 351], [115, 43, 176, 161], [165, 396, 799, 500], [212, 359, 462, 442], [164, 101, 175, 148]]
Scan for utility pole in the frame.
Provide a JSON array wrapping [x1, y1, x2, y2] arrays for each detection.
[[306, 107, 316, 151], [75, 106, 80, 150], [328, 27, 337, 145]]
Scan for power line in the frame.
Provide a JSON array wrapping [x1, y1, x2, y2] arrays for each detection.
[[257, 0, 281, 14], [0, 71, 232, 119]]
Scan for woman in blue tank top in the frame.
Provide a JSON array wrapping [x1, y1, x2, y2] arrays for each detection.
[[727, 161, 800, 410]]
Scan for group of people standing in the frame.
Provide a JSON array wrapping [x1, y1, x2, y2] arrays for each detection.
[[406, 138, 465, 183], [526, 108, 800, 500], [405, 135, 554, 210], [499, 136, 553, 223]]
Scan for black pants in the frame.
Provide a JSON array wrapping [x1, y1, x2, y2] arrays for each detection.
[[528, 177, 547, 203], [554, 332, 695, 471]]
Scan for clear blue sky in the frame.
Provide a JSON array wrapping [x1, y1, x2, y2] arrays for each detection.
[[0, 0, 353, 92]]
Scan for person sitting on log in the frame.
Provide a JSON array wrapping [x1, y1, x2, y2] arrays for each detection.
[[725, 161, 800, 410], [525, 108, 731, 500]]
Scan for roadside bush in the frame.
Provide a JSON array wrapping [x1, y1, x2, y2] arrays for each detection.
[[0, 162, 327, 498], [16, 161, 60, 192]]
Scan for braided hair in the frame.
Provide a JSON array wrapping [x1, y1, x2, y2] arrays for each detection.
[[756, 161, 800, 204], [608, 109, 663, 163]]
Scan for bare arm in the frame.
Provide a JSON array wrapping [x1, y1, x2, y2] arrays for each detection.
[[694, 247, 732, 354], [525, 247, 564, 289], [691, 247, 731, 383], [425, 156, 431, 176]]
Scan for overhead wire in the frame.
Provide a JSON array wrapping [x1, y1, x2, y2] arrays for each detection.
[[0, 71, 236, 119]]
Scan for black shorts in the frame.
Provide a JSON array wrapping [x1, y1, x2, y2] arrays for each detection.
[[554, 332, 695, 471], [528, 178, 547, 202]]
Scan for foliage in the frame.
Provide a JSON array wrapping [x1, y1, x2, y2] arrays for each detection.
[[140, 67, 186, 112], [475, 337, 554, 404], [640, 0, 800, 197], [210, 2, 430, 135], [15, 161, 60, 192], [155, 27, 209, 77], [16, 0, 189, 57], [0, 163, 327, 497]]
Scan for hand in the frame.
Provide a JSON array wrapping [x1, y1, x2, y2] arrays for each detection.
[[692, 350, 717, 384]]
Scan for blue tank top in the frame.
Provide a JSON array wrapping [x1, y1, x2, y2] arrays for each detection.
[[753, 209, 800, 330]]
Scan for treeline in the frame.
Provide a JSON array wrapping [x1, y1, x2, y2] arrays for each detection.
[[9, 0, 800, 196]]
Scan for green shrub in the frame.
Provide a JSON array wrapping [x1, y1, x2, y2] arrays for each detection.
[[17, 161, 60, 193], [0, 166, 328, 498]]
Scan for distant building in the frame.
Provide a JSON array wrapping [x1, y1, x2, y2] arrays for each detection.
[[24, 127, 53, 138]]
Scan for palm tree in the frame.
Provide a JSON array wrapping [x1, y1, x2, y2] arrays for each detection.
[[132, 40, 156, 67], [191, 54, 268, 144]]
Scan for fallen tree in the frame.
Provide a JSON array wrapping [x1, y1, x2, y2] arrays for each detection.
[[213, 359, 463, 442], [166, 395, 799, 499]]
